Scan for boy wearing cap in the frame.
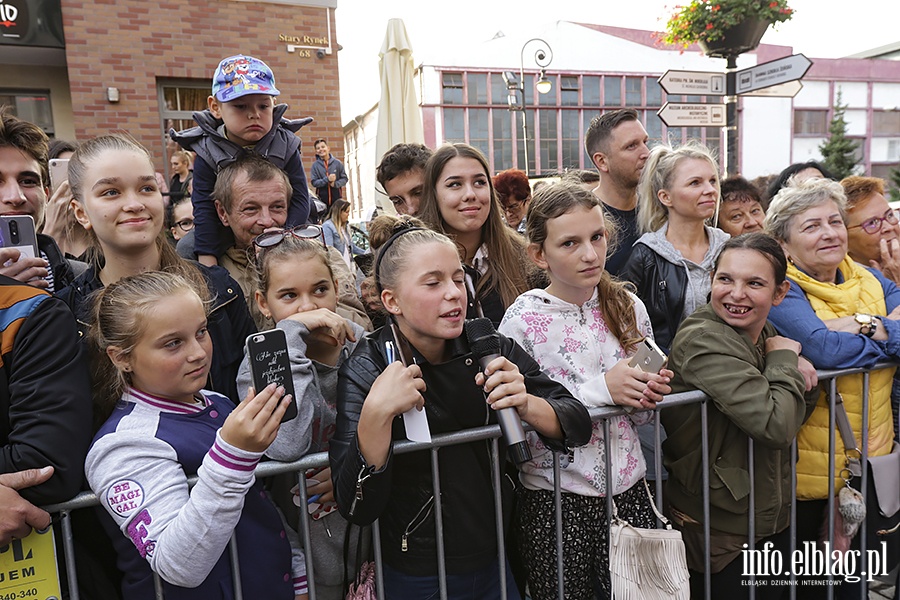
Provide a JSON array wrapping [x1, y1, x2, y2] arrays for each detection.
[[171, 54, 313, 267]]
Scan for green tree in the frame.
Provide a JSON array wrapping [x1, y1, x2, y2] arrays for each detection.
[[818, 90, 860, 180], [889, 164, 900, 203]]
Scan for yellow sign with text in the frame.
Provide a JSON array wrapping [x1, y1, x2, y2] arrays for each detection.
[[0, 527, 61, 600]]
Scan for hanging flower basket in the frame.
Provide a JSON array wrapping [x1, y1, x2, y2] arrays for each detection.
[[660, 0, 794, 56], [698, 17, 770, 58]]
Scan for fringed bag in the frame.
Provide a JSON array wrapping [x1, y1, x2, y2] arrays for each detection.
[[609, 479, 690, 600]]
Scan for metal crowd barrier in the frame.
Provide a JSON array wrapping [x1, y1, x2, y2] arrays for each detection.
[[40, 363, 900, 600]]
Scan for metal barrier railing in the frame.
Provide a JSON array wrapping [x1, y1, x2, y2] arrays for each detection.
[[37, 363, 899, 600]]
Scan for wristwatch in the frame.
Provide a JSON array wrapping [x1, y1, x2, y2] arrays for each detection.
[[854, 313, 879, 337]]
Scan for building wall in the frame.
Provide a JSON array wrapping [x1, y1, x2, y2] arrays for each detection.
[[344, 22, 900, 218], [342, 105, 378, 220], [740, 96, 793, 178], [59, 0, 342, 171], [3, 64, 76, 140]]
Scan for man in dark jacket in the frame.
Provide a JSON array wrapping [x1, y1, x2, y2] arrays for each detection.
[[0, 109, 82, 292], [0, 276, 91, 542], [310, 138, 348, 209]]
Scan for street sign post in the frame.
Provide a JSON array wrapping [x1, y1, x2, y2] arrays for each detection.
[[740, 80, 803, 98], [655, 54, 813, 175], [657, 103, 727, 128], [658, 70, 726, 96], [735, 54, 812, 94]]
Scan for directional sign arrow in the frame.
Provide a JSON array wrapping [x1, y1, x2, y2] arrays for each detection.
[[658, 70, 726, 96], [740, 80, 803, 98], [657, 103, 727, 128], [736, 54, 812, 95]]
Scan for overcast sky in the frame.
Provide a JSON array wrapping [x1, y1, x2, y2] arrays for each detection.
[[334, 0, 900, 124]]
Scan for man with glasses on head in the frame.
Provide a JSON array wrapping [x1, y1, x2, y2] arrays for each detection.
[[493, 169, 531, 234], [197, 155, 370, 330]]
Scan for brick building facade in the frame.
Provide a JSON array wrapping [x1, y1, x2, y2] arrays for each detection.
[[2, 0, 342, 179]]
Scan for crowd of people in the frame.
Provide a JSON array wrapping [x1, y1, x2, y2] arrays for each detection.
[[0, 50, 898, 600]]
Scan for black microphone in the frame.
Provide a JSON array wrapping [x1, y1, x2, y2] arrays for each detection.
[[465, 318, 532, 464]]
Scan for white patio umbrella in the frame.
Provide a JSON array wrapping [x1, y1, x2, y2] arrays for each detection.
[[375, 18, 425, 214]]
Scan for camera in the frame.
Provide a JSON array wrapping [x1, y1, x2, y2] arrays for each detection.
[[9, 219, 19, 244], [316, 49, 326, 59]]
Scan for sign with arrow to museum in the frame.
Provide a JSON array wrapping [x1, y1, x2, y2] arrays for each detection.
[[656, 53, 812, 127], [657, 103, 726, 128]]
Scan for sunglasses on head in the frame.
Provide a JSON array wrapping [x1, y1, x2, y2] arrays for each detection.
[[252, 224, 326, 250]]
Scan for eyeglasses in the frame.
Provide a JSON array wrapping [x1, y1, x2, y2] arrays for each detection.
[[174, 218, 194, 232], [501, 198, 526, 216], [848, 209, 899, 235], [252, 224, 326, 250]]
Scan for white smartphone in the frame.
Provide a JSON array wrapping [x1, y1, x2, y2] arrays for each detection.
[[0, 215, 39, 259], [49, 158, 69, 194], [629, 337, 668, 373]]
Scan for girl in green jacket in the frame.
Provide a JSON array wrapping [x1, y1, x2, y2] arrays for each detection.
[[663, 233, 818, 599]]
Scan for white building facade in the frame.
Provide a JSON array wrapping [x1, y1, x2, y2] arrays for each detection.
[[344, 21, 900, 218]]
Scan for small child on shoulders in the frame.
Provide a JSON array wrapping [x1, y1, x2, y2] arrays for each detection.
[[171, 54, 313, 267]]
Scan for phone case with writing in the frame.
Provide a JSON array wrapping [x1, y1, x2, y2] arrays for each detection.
[[245, 329, 298, 422]]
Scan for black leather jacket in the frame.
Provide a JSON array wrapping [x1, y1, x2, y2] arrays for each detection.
[[329, 325, 591, 576], [619, 241, 688, 353]]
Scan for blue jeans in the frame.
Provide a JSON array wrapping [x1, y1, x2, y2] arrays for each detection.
[[382, 559, 521, 600]]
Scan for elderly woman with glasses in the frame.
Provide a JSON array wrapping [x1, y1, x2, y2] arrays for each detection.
[[764, 177, 900, 595], [843, 175, 900, 447], [842, 176, 900, 284], [493, 169, 532, 234]]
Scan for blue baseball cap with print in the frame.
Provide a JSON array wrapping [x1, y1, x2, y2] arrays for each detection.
[[212, 55, 281, 102]]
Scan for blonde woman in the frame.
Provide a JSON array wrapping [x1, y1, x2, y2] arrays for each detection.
[[620, 142, 729, 352], [322, 199, 365, 270]]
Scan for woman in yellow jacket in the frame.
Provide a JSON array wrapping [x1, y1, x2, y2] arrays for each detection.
[[765, 178, 899, 597]]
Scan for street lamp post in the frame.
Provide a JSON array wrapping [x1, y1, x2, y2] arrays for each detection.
[[503, 38, 553, 176]]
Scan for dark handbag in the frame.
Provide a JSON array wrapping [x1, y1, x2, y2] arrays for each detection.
[[833, 394, 900, 575]]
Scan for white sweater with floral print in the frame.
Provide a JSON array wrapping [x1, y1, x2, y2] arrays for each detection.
[[499, 287, 653, 497]]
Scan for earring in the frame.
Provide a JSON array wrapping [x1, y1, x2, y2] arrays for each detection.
[[123, 367, 132, 373]]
